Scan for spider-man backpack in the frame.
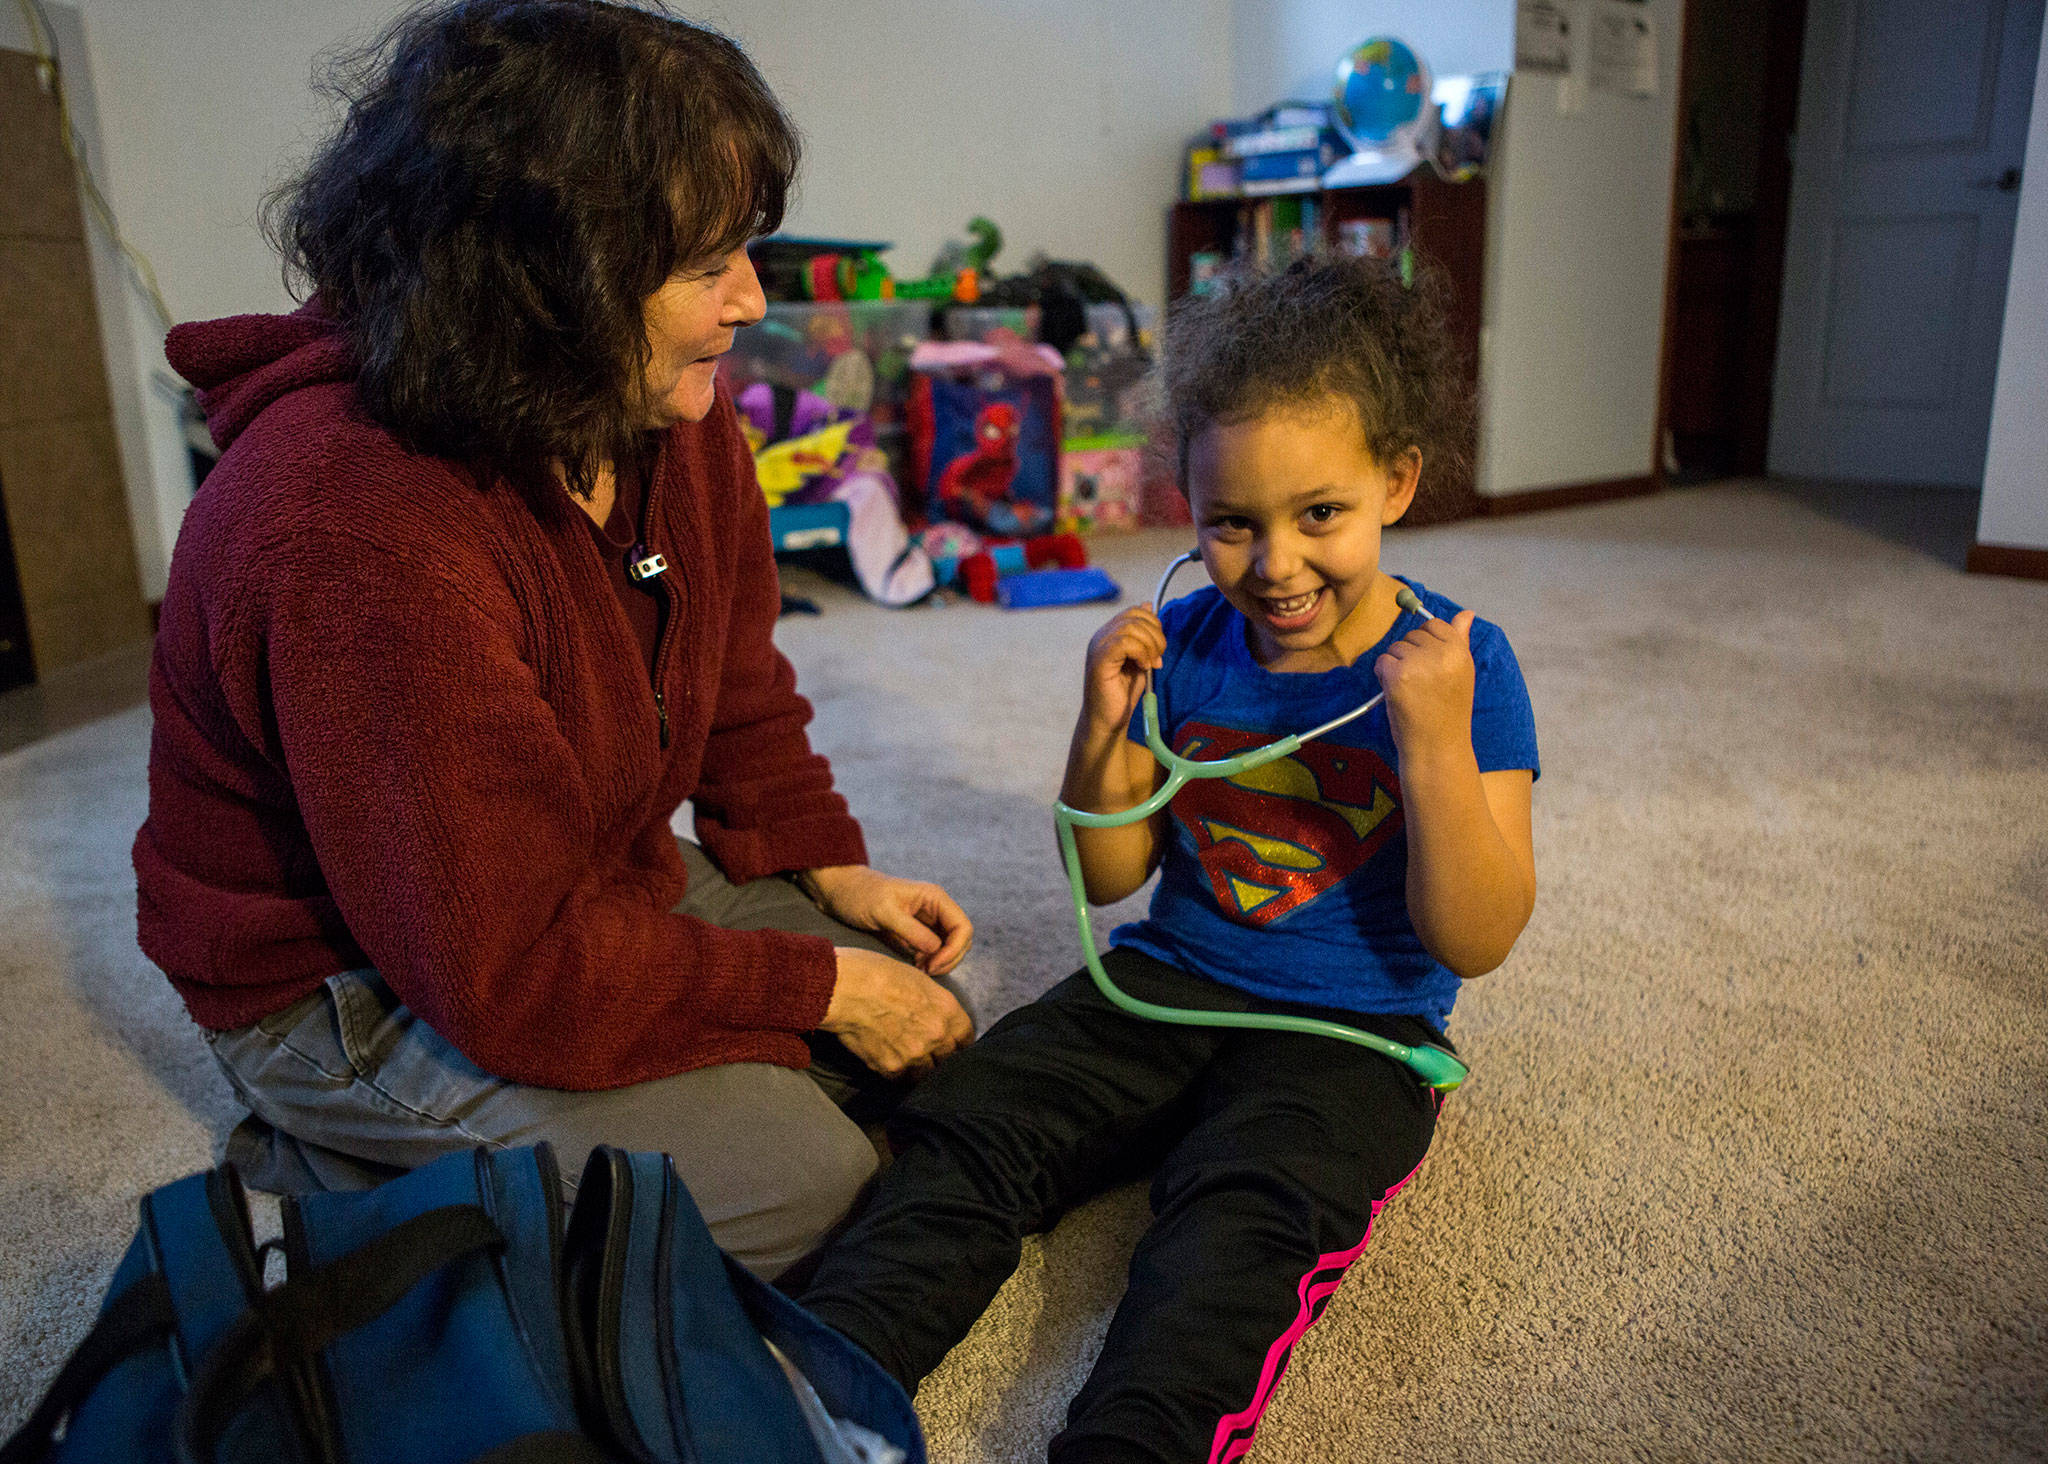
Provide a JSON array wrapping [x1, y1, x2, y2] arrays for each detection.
[[906, 340, 1062, 537]]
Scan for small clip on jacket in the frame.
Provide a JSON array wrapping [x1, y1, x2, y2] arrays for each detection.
[[627, 545, 668, 583]]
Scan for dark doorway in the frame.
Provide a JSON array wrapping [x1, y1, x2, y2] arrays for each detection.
[[0, 478, 32, 694], [1662, 0, 1808, 481]]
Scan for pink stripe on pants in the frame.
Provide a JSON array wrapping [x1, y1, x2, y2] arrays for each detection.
[[1205, 1158, 1427, 1464]]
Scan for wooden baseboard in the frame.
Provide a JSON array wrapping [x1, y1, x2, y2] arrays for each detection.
[[1477, 475, 1659, 517], [1966, 541, 2048, 581]]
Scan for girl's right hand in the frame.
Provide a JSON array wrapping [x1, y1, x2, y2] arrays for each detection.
[[1082, 605, 1166, 735]]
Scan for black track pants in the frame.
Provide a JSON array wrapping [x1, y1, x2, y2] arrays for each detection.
[[801, 948, 1445, 1464]]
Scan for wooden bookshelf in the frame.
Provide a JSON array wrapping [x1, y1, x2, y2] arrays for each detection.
[[1166, 169, 1488, 523]]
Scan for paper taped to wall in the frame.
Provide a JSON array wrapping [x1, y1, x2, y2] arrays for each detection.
[[1515, 0, 1573, 74], [1590, 2, 1658, 97]]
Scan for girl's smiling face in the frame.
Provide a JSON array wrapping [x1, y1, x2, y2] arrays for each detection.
[[1187, 400, 1421, 672]]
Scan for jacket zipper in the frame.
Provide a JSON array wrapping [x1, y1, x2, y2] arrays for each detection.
[[640, 456, 678, 752], [649, 573, 675, 750]]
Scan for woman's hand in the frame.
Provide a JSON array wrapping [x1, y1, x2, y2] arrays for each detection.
[[1375, 609, 1477, 761], [1083, 605, 1166, 736], [799, 864, 974, 976], [822, 948, 976, 1077]]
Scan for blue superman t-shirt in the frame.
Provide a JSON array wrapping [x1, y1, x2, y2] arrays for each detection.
[[1110, 580, 1539, 1032]]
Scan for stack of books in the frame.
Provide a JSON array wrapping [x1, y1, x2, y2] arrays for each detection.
[[1184, 103, 1341, 201], [1232, 103, 1341, 196]]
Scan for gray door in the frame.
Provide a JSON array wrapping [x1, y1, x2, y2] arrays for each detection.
[[1771, 0, 2042, 486]]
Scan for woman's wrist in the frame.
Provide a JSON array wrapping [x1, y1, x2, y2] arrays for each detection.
[[793, 863, 865, 903]]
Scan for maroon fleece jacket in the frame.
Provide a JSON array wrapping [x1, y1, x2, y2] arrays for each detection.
[[134, 307, 866, 1089]]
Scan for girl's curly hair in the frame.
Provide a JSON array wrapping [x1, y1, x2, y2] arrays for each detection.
[[1159, 252, 1471, 516], [266, 0, 798, 507]]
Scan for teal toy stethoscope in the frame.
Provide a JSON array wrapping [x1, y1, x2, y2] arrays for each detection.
[[1051, 551, 1471, 1092]]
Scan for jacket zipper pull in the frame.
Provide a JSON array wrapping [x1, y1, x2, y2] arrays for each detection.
[[654, 689, 669, 749]]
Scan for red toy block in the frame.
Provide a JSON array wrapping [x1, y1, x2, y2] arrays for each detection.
[[960, 551, 1000, 603], [1025, 532, 1088, 570]]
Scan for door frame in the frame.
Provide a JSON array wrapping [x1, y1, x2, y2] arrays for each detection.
[[1654, 0, 1811, 484]]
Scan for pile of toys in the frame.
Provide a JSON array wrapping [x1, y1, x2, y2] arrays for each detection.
[[726, 218, 1188, 610], [945, 302, 1160, 534], [915, 524, 1118, 610], [748, 220, 1002, 307], [736, 381, 934, 607], [727, 334, 1122, 613]]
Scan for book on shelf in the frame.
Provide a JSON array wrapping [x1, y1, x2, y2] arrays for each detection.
[[1186, 144, 1240, 201], [1240, 175, 1324, 197], [1239, 138, 1341, 188], [1260, 100, 1332, 131], [1225, 125, 1329, 158], [1229, 195, 1321, 269]]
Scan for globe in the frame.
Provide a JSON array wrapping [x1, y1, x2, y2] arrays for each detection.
[[1332, 37, 1432, 154]]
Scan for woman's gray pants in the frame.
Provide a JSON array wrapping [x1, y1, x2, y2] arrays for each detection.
[[202, 840, 930, 1281]]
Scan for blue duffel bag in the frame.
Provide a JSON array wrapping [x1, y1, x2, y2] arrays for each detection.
[[1, 1145, 922, 1464]]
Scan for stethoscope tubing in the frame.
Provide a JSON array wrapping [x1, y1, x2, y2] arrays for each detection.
[[1051, 551, 1469, 1091]]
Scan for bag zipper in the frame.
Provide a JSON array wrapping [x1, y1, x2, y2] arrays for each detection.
[[593, 1156, 654, 1460], [653, 1161, 694, 1464], [534, 1142, 566, 1295]]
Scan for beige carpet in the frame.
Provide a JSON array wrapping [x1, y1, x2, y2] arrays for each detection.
[[3, 483, 2044, 1460]]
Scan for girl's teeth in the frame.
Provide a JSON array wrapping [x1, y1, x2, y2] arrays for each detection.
[[1268, 591, 1318, 616]]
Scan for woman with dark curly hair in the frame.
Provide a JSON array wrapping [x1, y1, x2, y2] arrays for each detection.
[[134, 0, 973, 1280]]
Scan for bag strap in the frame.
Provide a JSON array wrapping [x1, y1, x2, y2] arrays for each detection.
[[0, 1273, 176, 1464], [173, 1204, 505, 1464]]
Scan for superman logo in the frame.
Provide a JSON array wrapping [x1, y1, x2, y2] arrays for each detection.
[[1170, 721, 1404, 926]]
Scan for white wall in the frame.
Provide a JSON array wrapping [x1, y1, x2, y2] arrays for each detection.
[[1228, 0, 1512, 112], [715, 0, 1229, 304], [1476, 1, 1683, 495], [39, 0, 1233, 600], [1976, 23, 2048, 553], [1225, 0, 1683, 498]]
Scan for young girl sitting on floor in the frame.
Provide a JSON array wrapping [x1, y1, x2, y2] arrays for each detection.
[[802, 254, 1540, 1464]]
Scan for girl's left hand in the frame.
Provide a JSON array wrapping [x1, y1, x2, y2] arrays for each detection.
[[1375, 609, 1477, 757], [799, 865, 975, 977]]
